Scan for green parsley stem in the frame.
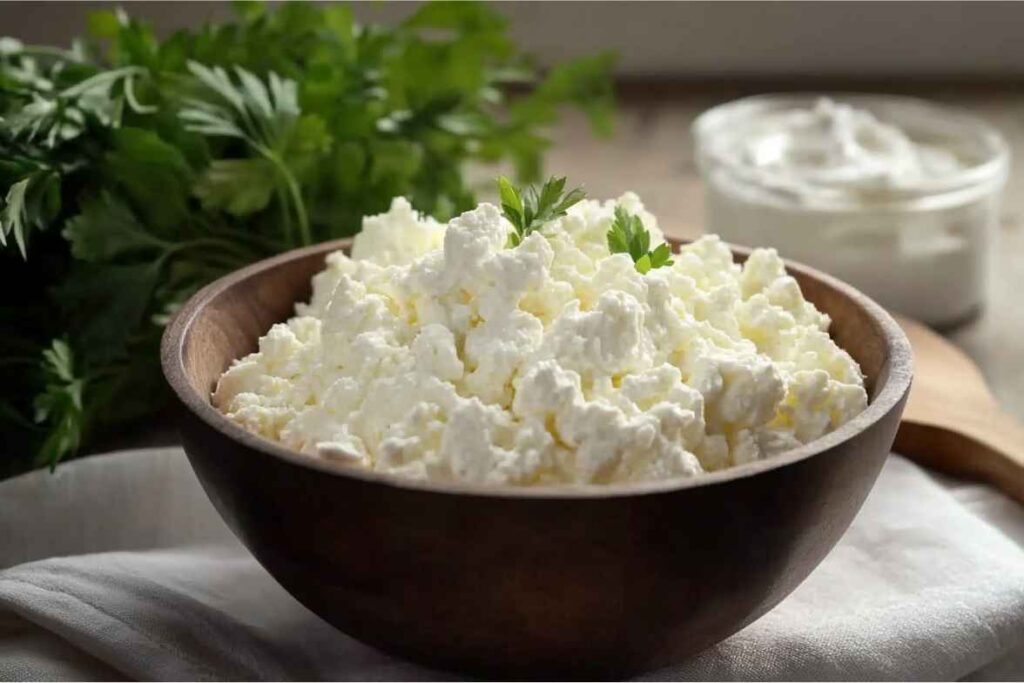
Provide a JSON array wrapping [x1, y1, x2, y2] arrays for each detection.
[[60, 67, 148, 99], [12, 46, 90, 65], [261, 147, 311, 246]]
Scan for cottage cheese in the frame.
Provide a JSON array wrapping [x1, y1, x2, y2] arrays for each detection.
[[214, 194, 868, 486]]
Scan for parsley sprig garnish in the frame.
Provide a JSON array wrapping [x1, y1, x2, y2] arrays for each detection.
[[499, 175, 586, 247], [607, 206, 673, 274]]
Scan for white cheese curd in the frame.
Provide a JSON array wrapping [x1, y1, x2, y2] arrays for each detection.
[[214, 193, 868, 486]]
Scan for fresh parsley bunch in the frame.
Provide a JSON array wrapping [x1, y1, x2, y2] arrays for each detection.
[[0, 2, 616, 476]]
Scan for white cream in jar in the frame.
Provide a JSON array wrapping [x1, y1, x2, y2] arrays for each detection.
[[694, 95, 1009, 327]]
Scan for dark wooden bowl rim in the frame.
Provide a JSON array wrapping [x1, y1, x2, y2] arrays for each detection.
[[161, 238, 912, 500]]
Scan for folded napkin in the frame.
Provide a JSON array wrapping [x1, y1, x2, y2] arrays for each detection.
[[1, 447, 1023, 681]]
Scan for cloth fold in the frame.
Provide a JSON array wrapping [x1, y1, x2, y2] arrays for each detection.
[[1, 447, 1022, 681]]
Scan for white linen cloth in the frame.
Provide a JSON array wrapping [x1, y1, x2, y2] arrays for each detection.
[[1, 447, 1022, 681]]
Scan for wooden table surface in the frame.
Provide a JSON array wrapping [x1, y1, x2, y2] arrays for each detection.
[[544, 93, 1024, 421]]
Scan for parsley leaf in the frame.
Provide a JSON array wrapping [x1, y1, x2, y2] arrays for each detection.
[[57, 261, 161, 364], [0, 178, 30, 256], [0, 170, 60, 258], [607, 206, 674, 274], [499, 175, 586, 247], [63, 192, 168, 261], [101, 128, 194, 235], [33, 339, 86, 471], [181, 61, 311, 245], [180, 61, 299, 148], [193, 158, 277, 216]]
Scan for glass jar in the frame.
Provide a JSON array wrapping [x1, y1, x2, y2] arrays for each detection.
[[693, 94, 1009, 328]]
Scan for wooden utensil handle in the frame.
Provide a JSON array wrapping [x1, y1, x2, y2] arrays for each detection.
[[895, 412, 1024, 504]]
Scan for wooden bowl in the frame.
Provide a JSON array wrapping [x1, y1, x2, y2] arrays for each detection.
[[161, 238, 911, 677]]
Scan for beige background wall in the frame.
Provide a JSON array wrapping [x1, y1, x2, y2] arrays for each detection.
[[2, 1, 1024, 80]]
